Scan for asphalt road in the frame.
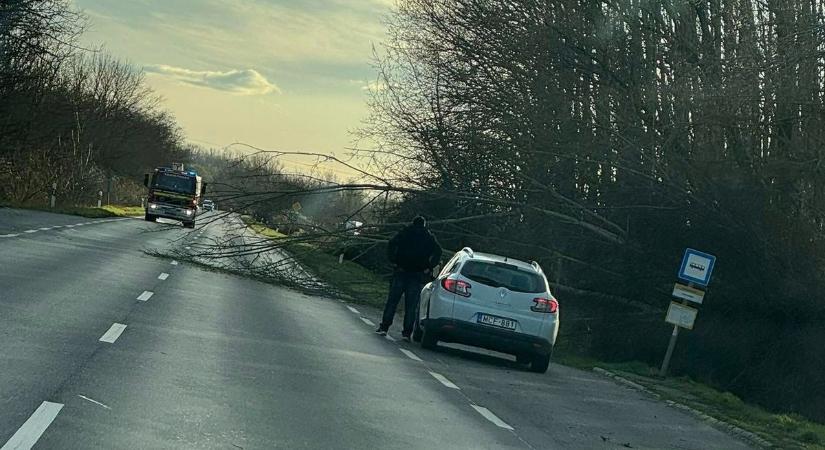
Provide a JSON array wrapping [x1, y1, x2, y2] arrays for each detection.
[[0, 208, 752, 449]]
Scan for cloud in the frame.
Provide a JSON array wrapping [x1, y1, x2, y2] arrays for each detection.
[[144, 64, 281, 95], [361, 80, 388, 92]]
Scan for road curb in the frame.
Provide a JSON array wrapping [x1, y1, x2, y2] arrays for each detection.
[[592, 367, 772, 449]]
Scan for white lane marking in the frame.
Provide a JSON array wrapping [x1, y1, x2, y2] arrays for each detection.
[[385, 335, 396, 342], [99, 323, 127, 343], [470, 405, 514, 430], [360, 317, 376, 327], [38, 227, 50, 231], [136, 291, 154, 301], [429, 372, 460, 390], [64, 224, 75, 228], [170, 260, 179, 266], [158, 273, 169, 280], [346, 306, 360, 314], [77, 395, 111, 410], [185, 246, 191, 250], [400, 348, 423, 362], [51, 225, 63, 229], [0, 401, 63, 450], [0, 234, 20, 238], [23, 230, 38, 234]]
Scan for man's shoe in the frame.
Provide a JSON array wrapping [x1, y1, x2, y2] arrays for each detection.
[[375, 327, 388, 336]]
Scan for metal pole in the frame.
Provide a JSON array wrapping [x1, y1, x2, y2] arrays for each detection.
[[659, 324, 680, 376]]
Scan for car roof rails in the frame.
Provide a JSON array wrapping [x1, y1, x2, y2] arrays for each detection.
[[462, 247, 474, 258], [530, 261, 543, 273]]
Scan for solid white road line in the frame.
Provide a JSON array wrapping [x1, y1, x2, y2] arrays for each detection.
[[23, 230, 37, 234], [136, 291, 154, 301], [346, 306, 360, 314], [77, 395, 111, 410], [99, 323, 127, 343], [400, 348, 423, 362], [0, 234, 20, 238], [0, 401, 63, 450], [470, 405, 514, 430], [360, 317, 376, 327], [158, 273, 169, 280], [170, 260, 179, 265], [429, 372, 460, 390]]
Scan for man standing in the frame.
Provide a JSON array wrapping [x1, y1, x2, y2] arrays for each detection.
[[376, 216, 442, 341]]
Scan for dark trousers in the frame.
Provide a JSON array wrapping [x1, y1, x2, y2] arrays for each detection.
[[380, 271, 425, 335]]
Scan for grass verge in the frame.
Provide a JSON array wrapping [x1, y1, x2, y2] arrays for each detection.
[[0, 202, 144, 218], [558, 356, 825, 449], [240, 216, 389, 307]]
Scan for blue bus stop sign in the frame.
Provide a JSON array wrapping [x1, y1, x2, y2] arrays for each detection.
[[677, 248, 716, 287]]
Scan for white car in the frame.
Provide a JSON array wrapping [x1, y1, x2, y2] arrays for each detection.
[[413, 247, 559, 373]]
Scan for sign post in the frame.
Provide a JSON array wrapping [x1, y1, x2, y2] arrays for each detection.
[[659, 249, 716, 377], [50, 182, 57, 208]]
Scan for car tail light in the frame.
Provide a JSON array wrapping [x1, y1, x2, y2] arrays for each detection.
[[442, 278, 471, 297], [531, 297, 558, 313]]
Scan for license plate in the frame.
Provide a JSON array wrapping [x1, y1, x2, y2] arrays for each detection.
[[477, 314, 517, 330]]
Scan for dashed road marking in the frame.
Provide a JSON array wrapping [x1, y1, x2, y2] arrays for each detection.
[[99, 323, 127, 343], [170, 260, 179, 265], [429, 372, 460, 390], [185, 246, 191, 250], [470, 405, 514, 430], [0, 401, 63, 450], [24, 230, 38, 234], [137, 291, 154, 301], [360, 317, 376, 327], [0, 234, 20, 238], [51, 225, 63, 229], [158, 273, 169, 280], [346, 306, 360, 314], [38, 227, 50, 231], [400, 348, 423, 362], [78, 395, 111, 410], [64, 224, 75, 228]]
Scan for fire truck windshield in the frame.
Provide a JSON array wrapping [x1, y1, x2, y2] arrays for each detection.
[[152, 172, 195, 194]]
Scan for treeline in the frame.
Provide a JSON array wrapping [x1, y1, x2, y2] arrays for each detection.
[[362, 0, 825, 421], [0, 0, 187, 206]]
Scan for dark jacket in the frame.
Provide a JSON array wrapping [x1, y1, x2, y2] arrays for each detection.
[[387, 224, 442, 272]]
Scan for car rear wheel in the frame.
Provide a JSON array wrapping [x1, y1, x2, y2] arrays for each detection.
[[529, 354, 551, 373], [420, 326, 438, 350], [516, 354, 531, 365], [412, 319, 423, 343], [144, 214, 156, 222], [183, 221, 195, 228]]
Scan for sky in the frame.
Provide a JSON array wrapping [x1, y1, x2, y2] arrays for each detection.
[[73, 0, 393, 177]]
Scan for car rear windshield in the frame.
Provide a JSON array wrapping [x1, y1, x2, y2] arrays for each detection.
[[460, 261, 546, 293]]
